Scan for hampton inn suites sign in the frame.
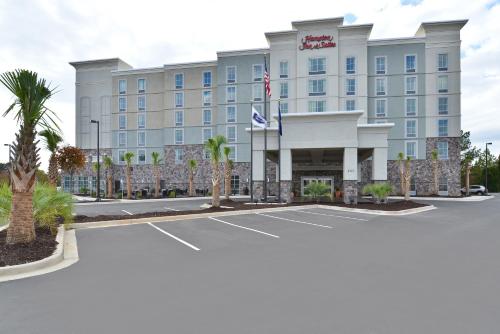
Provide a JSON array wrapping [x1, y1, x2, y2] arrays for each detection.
[[299, 35, 336, 50]]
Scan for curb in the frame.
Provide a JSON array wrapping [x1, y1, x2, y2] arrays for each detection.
[[317, 204, 437, 216], [0, 224, 7, 232], [380, 195, 494, 202]]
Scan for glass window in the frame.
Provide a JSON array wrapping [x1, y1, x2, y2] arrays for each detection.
[[175, 92, 184, 108], [253, 64, 263, 81], [406, 119, 417, 138], [137, 131, 146, 146], [405, 76, 417, 95], [308, 100, 326, 113], [375, 56, 386, 74], [226, 145, 236, 160], [346, 57, 355, 74], [438, 97, 448, 115], [376, 78, 386, 96], [405, 55, 416, 73], [64, 176, 71, 191], [438, 75, 448, 93], [346, 100, 355, 111], [439, 176, 448, 192], [226, 66, 236, 83], [118, 132, 126, 147], [202, 128, 212, 143], [252, 84, 263, 101], [175, 148, 183, 163], [280, 82, 288, 98], [438, 53, 448, 71], [226, 86, 236, 103], [138, 95, 145, 111], [119, 150, 126, 164], [438, 119, 448, 137], [203, 109, 212, 125], [308, 57, 326, 75], [138, 150, 146, 164], [231, 175, 240, 194], [437, 141, 448, 160], [203, 90, 212, 106], [308, 79, 326, 96], [119, 80, 127, 94], [280, 102, 288, 114], [406, 98, 417, 116], [119, 97, 126, 112], [137, 113, 146, 129], [227, 126, 236, 143], [175, 129, 184, 144], [138, 79, 146, 93], [226, 106, 236, 123], [253, 104, 263, 114], [175, 110, 183, 127], [375, 99, 386, 117], [406, 141, 417, 159], [280, 61, 288, 78], [203, 71, 212, 87], [175, 73, 184, 89], [119, 115, 126, 130], [346, 78, 356, 96]]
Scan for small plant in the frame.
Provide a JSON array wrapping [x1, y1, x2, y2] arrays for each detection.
[[33, 183, 74, 234], [0, 183, 12, 226], [362, 183, 393, 204], [304, 182, 330, 202], [80, 187, 89, 195], [168, 190, 176, 198]]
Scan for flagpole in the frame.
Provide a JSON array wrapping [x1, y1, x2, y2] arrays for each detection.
[[278, 100, 281, 203], [250, 102, 254, 203], [263, 54, 268, 202]]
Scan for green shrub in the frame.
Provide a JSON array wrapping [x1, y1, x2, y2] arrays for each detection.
[[80, 187, 89, 195], [362, 183, 392, 204], [168, 191, 176, 198], [33, 183, 74, 233], [0, 183, 12, 226], [304, 182, 331, 202]]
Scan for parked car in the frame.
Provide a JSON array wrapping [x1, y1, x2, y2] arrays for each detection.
[[461, 185, 487, 195]]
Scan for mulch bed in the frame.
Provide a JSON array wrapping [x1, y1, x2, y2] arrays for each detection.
[[323, 200, 428, 211], [0, 227, 58, 267]]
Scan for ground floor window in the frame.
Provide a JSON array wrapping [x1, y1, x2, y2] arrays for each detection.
[[78, 176, 88, 193], [64, 176, 71, 192], [231, 175, 240, 195], [409, 177, 416, 196], [439, 176, 448, 195], [301, 176, 333, 196]]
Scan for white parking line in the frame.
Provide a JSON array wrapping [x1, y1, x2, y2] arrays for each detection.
[[147, 222, 200, 251], [208, 217, 280, 238], [256, 213, 333, 229], [297, 210, 368, 222], [121, 210, 133, 216], [164, 207, 180, 211]]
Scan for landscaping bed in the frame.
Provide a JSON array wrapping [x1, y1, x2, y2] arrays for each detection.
[[326, 200, 428, 211], [0, 227, 58, 267]]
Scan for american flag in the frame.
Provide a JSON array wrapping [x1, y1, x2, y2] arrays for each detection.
[[264, 63, 271, 97]]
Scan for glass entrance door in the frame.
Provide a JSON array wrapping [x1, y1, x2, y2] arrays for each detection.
[[301, 176, 334, 196]]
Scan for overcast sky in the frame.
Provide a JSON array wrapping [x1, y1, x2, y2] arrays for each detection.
[[0, 0, 499, 170]]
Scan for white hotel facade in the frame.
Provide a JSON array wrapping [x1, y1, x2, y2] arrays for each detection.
[[68, 17, 467, 199]]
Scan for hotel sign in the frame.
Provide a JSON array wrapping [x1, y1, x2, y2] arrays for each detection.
[[299, 35, 336, 50]]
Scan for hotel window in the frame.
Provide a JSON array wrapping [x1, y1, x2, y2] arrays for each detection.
[[252, 84, 263, 102], [308, 100, 326, 113], [280, 102, 288, 114], [203, 109, 212, 125], [405, 98, 417, 116], [253, 64, 263, 81], [346, 56, 356, 74], [226, 145, 236, 160], [375, 99, 386, 118], [175, 92, 184, 108], [280, 61, 288, 78], [119, 80, 127, 94], [253, 104, 263, 114], [119, 97, 127, 112], [203, 71, 212, 87], [119, 150, 126, 164], [138, 79, 146, 93], [137, 150, 146, 164], [438, 53, 448, 71], [406, 141, 417, 159], [226, 66, 236, 83], [175, 73, 184, 89], [405, 76, 417, 95], [118, 132, 126, 147], [437, 141, 448, 160], [137, 113, 146, 129], [405, 55, 416, 73], [175, 128, 184, 145], [308, 79, 326, 96], [202, 128, 212, 143], [346, 78, 356, 96], [138, 95, 146, 111], [137, 131, 146, 147], [438, 119, 448, 137], [406, 119, 417, 138], [226, 86, 236, 103], [175, 110, 184, 127], [375, 56, 386, 74], [203, 90, 212, 106], [439, 176, 448, 192], [438, 76, 448, 93], [438, 97, 448, 115], [226, 105, 236, 123], [203, 149, 210, 160], [374, 119, 387, 124], [308, 57, 326, 75], [346, 100, 355, 111], [119, 115, 126, 130], [175, 148, 183, 163], [375, 78, 386, 96], [280, 82, 288, 99], [226, 125, 236, 143]]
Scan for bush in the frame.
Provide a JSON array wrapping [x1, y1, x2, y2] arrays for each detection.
[[362, 183, 392, 204], [0, 183, 12, 226], [168, 190, 176, 198], [304, 182, 331, 202]]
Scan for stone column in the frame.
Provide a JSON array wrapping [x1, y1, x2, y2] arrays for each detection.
[[343, 147, 358, 204]]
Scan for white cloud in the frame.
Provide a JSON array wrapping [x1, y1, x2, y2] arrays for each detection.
[[0, 0, 499, 171]]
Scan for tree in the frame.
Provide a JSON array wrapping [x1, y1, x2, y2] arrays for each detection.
[[403, 157, 412, 201], [460, 130, 480, 194], [151, 152, 162, 198], [103, 156, 113, 198], [57, 146, 86, 193], [39, 129, 63, 187], [397, 152, 405, 195], [431, 149, 439, 195], [223, 147, 234, 200], [188, 159, 197, 197], [124, 152, 134, 199], [0, 69, 59, 244], [205, 135, 227, 207]]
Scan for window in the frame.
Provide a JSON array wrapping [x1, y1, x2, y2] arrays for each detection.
[[119, 97, 127, 112], [406, 141, 417, 159], [227, 126, 236, 143], [405, 55, 416, 73], [202, 128, 212, 143], [119, 150, 126, 164], [375, 56, 386, 74], [405, 76, 417, 95], [138, 79, 146, 93], [405, 98, 417, 116], [203, 90, 212, 106], [308, 79, 326, 96], [226, 86, 236, 103], [175, 92, 184, 108], [119, 115, 126, 130], [439, 176, 448, 192], [438, 119, 448, 137], [375, 99, 386, 118], [226, 66, 236, 83], [226, 105, 236, 123], [78, 176, 88, 190], [346, 78, 356, 96], [308, 100, 326, 113], [280, 61, 288, 78], [231, 175, 240, 194], [175, 110, 184, 127], [203, 109, 212, 125], [64, 176, 71, 191], [375, 78, 386, 96], [119, 80, 127, 94], [252, 84, 263, 101], [346, 56, 355, 74], [437, 141, 448, 160], [438, 53, 448, 71], [138, 95, 145, 111], [406, 119, 417, 138], [346, 100, 355, 111], [175, 73, 184, 89], [252, 64, 263, 81], [308, 57, 326, 75], [280, 102, 288, 114], [438, 97, 448, 115], [438, 76, 448, 93], [118, 132, 126, 147], [137, 150, 146, 164], [204, 149, 210, 160], [226, 145, 236, 160], [203, 71, 212, 87], [374, 119, 387, 124], [280, 82, 288, 98], [137, 113, 146, 129], [175, 129, 184, 144], [175, 148, 183, 163], [253, 104, 263, 114], [137, 131, 146, 147]]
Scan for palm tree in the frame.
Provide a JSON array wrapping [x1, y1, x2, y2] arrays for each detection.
[[223, 146, 234, 200], [39, 129, 63, 187], [103, 156, 113, 198], [188, 159, 197, 197], [431, 149, 439, 195], [124, 152, 134, 199], [205, 135, 227, 207], [397, 152, 405, 196], [403, 157, 412, 201], [0, 69, 58, 244], [151, 152, 162, 198]]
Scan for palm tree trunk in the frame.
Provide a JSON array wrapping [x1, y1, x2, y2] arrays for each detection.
[[107, 173, 113, 198], [224, 163, 231, 200], [155, 166, 160, 198], [48, 153, 58, 187], [188, 171, 194, 197], [433, 160, 439, 195], [126, 167, 132, 199], [399, 163, 405, 196], [7, 191, 36, 244], [212, 162, 220, 207]]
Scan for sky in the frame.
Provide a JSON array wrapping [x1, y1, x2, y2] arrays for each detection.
[[0, 0, 499, 170]]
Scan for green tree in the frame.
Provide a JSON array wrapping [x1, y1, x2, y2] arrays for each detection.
[[188, 159, 197, 197], [205, 135, 227, 207], [223, 147, 234, 200], [103, 156, 113, 198], [124, 152, 134, 199], [304, 181, 330, 202], [39, 129, 63, 187], [151, 152, 162, 198]]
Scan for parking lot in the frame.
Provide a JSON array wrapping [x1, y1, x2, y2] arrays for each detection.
[[1, 197, 500, 333]]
